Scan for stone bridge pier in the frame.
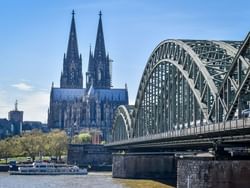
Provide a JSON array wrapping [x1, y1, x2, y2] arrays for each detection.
[[112, 152, 177, 184], [112, 153, 250, 188]]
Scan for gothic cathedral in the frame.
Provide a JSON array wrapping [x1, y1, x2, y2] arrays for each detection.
[[48, 11, 129, 141]]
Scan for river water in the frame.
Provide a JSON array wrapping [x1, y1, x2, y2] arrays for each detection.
[[0, 172, 174, 188]]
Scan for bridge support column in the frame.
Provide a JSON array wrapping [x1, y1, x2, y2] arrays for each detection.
[[177, 159, 250, 188], [112, 152, 176, 182]]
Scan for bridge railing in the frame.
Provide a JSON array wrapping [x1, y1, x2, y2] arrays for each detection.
[[108, 117, 250, 146]]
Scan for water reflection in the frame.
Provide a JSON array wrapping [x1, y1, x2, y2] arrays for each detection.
[[0, 172, 174, 188]]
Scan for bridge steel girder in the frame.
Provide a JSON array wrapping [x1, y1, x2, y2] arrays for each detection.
[[133, 40, 228, 137], [111, 33, 250, 143], [134, 61, 204, 137], [112, 105, 132, 141], [212, 33, 250, 121]]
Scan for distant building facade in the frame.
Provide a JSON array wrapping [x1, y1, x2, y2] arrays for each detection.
[[0, 118, 13, 139], [0, 101, 23, 139], [48, 11, 128, 141], [8, 100, 23, 135], [8, 100, 23, 124], [0, 101, 49, 139], [22, 121, 49, 133]]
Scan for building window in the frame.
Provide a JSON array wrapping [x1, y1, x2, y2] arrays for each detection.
[[98, 69, 102, 80]]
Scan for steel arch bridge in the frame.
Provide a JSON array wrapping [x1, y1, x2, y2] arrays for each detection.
[[111, 33, 250, 146]]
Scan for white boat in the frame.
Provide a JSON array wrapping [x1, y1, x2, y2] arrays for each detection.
[[9, 162, 88, 175]]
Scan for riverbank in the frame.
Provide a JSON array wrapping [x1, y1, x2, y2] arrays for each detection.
[[0, 171, 175, 188], [116, 179, 174, 188]]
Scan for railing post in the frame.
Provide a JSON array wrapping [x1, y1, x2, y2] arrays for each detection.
[[203, 122, 205, 134], [243, 115, 245, 128]]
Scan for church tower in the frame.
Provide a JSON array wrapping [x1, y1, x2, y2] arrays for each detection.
[[86, 11, 111, 89], [60, 10, 83, 89], [49, 10, 128, 141]]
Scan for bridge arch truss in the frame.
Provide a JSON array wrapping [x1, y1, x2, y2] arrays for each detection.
[[112, 33, 250, 141], [112, 105, 132, 141]]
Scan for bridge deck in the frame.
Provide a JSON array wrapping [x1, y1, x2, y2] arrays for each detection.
[[107, 118, 250, 149]]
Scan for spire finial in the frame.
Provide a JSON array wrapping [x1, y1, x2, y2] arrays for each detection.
[[15, 100, 18, 111], [72, 10, 75, 16], [99, 10, 102, 17]]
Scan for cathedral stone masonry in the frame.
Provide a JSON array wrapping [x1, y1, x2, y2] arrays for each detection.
[[48, 10, 128, 141]]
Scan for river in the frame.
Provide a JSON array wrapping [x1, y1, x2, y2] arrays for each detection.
[[0, 172, 174, 188]]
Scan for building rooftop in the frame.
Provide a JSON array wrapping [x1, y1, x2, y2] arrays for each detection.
[[52, 88, 86, 102], [52, 87, 127, 102]]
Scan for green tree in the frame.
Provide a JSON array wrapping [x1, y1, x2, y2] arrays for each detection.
[[48, 130, 68, 161], [78, 133, 92, 143], [71, 133, 92, 144], [0, 139, 13, 163], [19, 131, 43, 162], [0, 130, 68, 163], [42, 134, 51, 157], [10, 136, 22, 157], [71, 135, 81, 144], [101, 140, 106, 145]]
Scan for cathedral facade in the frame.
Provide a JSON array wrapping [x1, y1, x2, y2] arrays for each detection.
[[48, 11, 128, 141]]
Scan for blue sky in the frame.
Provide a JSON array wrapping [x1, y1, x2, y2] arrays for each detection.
[[0, 0, 249, 122]]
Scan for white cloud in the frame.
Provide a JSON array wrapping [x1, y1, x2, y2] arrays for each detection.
[[0, 89, 50, 123], [20, 91, 50, 123], [12, 82, 33, 91]]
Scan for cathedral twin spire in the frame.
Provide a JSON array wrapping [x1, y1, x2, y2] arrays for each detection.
[[66, 10, 80, 63], [60, 10, 83, 89], [87, 11, 111, 89], [94, 11, 106, 64], [60, 10, 111, 90]]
